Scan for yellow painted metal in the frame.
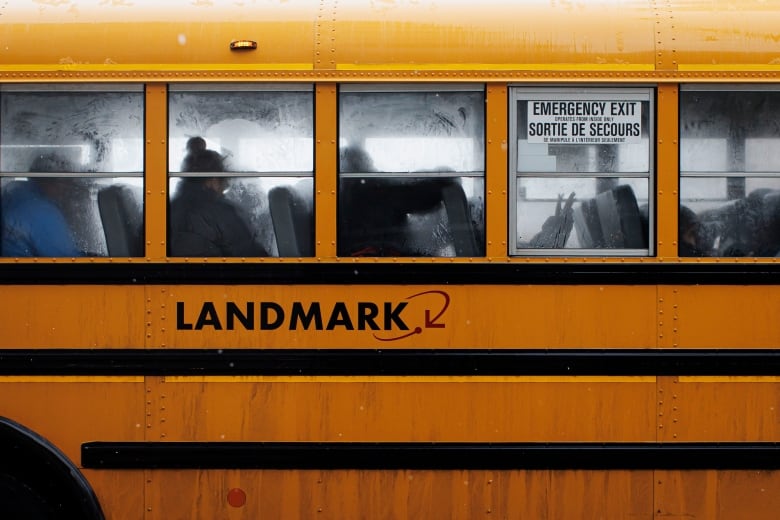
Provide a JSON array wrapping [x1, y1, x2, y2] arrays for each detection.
[[1, 0, 778, 81], [82, 470, 146, 520], [656, 284, 780, 349], [143, 469, 657, 519], [672, 2, 780, 71], [656, 376, 780, 442], [1, 283, 775, 350], [144, 83, 168, 260], [150, 378, 656, 442], [655, 470, 780, 519], [656, 85, 680, 260], [0, 381, 145, 464], [330, 1, 656, 72], [151, 284, 660, 349], [485, 84, 508, 258], [0, 2, 316, 73], [672, 286, 780, 348], [137, 468, 780, 519], [145, 84, 168, 260], [315, 84, 338, 258], [0, 286, 146, 348]]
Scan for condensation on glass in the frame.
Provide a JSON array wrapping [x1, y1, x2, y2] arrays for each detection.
[[167, 84, 314, 257], [509, 87, 653, 256], [337, 85, 485, 257], [0, 84, 144, 257], [680, 86, 780, 257]]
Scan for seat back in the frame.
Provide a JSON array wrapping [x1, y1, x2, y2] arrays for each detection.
[[574, 185, 646, 249], [440, 182, 480, 256], [269, 184, 313, 257], [760, 190, 780, 255], [97, 184, 143, 256], [595, 184, 646, 249], [573, 197, 604, 248]]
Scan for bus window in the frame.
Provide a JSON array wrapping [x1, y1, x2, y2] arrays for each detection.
[[509, 88, 653, 256], [167, 84, 314, 257], [337, 85, 485, 257], [0, 85, 144, 257], [680, 86, 780, 257]]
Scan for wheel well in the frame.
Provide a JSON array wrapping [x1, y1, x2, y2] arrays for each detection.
[[0, 416, 104, 520]]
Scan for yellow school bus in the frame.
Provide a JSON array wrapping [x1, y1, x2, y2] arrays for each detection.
[[1, 0, 779, 518]]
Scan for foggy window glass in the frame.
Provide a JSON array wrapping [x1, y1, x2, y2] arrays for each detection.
[[0, 86, 143, 173], [339, 89, 483, 173], [167, 85, 314, 258], [168, 86, 314, 173], [680, 88, 780, 257], [337, 85, 485, 257], [0, 85, 144, 258], [509, 88, 653, 256], [1, 176, 143, 257], [168, 176, 312, 258], [516, 177, 649, 251], [680, 89, 780, 173], [679, 176, 780, 258]]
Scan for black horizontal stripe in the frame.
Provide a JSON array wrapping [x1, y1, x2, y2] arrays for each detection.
[[81, 442, 780, 470], [0, 262, 778, 285], [1, 349, 779, 376]]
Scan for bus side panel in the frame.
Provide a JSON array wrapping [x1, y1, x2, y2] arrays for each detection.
[[81, 470, 145, 520], [658, 377, 780, 442], [150, 378, 657, 442], [0, 380, 145, 464], [159, 285, 659, 349], [145, 469, 653, 520], [143, 468, 780, 519], [142, 469, 779, 519], [670, 286, 780, 348], [655, 470, 780, 519], [0, 286, 146, 348]]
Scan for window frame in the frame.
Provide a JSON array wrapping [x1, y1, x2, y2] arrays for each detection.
[[0, 83, 145, 258], [166, 83, 316, 258], [508, 86, 655, 257], [679, 84, 780, 258], [336, 83, 486, 257]]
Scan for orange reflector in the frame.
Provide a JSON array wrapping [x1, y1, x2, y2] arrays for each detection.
[[227, 488, 247, 508]]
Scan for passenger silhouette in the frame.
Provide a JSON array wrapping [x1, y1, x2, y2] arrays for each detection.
[[1, 154, 83, 257], [169, 137, 268, 257], [338, 146, 460, 256]]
